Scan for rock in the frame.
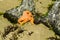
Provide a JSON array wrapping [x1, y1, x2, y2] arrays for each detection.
[[34, 1, 60, 35], [47, 1, 60, 35], [3, 0, 35, 23], [1, 25, 26, 40], [39, 1, 60, 35]]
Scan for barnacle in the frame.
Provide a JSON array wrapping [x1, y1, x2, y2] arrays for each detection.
[[18, 10, 34, 25]]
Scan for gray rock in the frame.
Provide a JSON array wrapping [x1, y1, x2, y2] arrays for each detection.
[[40, 1, 60, 35], [3, 0, 35, 23], [34, 0, 60, 35], [48, 1, 60, 35]]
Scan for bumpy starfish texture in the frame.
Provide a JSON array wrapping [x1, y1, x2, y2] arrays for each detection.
[[18, 10, 34, 25]]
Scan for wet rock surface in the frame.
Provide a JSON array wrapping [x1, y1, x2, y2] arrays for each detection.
[[47, 1, 60, 35], [1, 25, 26, 40], [0, 25, 34, 40], [0, 0, 59, 40], [3, 0, 35, 23], [33, 0, 60, 36], [0, 24, 55, 40], [39, 1, 60, 35]]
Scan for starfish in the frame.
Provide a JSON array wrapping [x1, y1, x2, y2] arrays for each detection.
[[18, 10, 34, 25]]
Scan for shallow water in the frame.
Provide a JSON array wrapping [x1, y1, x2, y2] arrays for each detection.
[[0, 0, 57, 40]]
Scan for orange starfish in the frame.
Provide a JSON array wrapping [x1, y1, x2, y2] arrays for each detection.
[[18, 10, 34, 25]]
